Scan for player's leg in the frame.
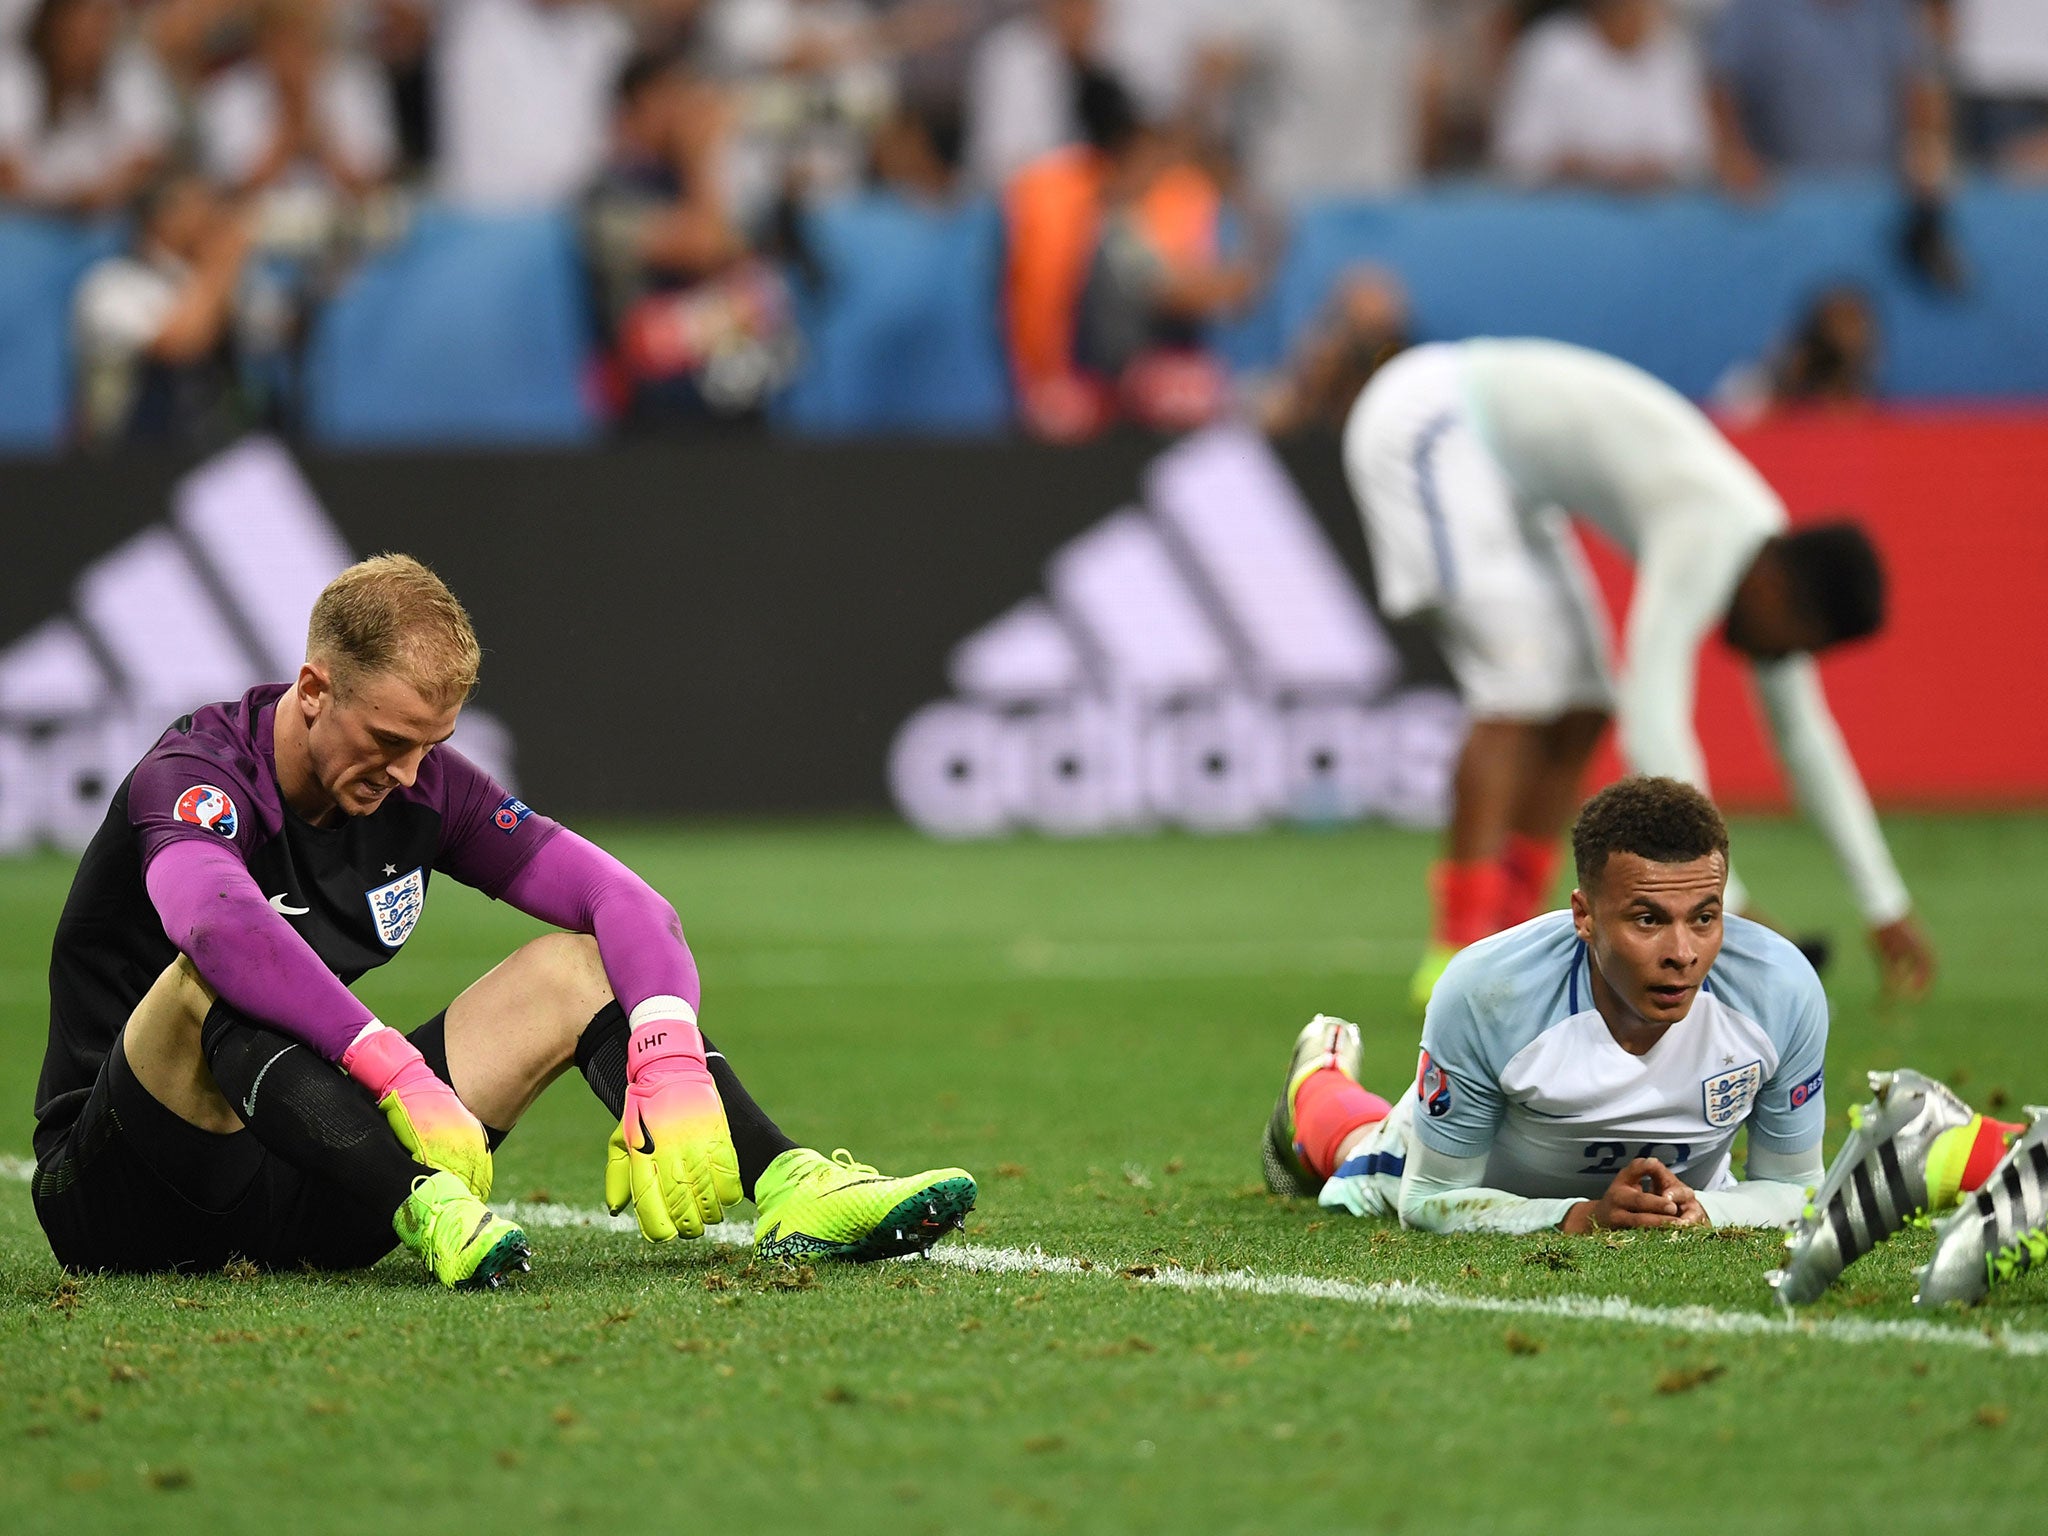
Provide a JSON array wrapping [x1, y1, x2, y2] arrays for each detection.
[[432, 931, 799, 1195], [1262, 1014, 1385, 1196], [43, 958, 526, 1287], [1920, 1105, 2048, 1307], [1341, 346, 1542, 1001], [191, 981, 530, 1289], [1770, 1068, 2025, 1307], [438, 932, 976, 1260], [1496, 513, 1618, 926]]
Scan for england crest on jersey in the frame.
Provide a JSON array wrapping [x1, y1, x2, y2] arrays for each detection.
[[1702, 1060, 1763, 1128], [365, 867, 425, 949]]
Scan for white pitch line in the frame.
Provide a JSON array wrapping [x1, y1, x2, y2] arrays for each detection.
[[9, 1164, 2044, 1358]]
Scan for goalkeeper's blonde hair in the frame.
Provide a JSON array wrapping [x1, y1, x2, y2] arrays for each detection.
[[307, 554, 481, 707]]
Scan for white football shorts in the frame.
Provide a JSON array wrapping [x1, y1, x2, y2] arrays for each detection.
[[1343, 344, 1617, 721]]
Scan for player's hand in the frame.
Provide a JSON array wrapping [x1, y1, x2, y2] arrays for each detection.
[[1561, 1158, 1690, 1233], [340, 1023, 493, 1200], [1645, 1160, 1709, 1227], [603, 1013, 741, 1242], [1871, 915, 1936, 1000]]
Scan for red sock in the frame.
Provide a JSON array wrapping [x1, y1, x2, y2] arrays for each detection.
[[1293, 1068, 1391, 1181], [1431, 860, 1508, 949], [1958, 1117, 2027, 1193], [1498, 833, 1561, 928]]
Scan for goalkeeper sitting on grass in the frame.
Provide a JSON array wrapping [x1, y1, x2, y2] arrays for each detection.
[[30, 555, 974, 1290], [1263, 776, 1831, 1235]]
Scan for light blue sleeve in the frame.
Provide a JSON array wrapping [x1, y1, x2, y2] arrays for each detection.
[[1410, 956, 1508, 1160], [1745, 959, 1829, 1155]]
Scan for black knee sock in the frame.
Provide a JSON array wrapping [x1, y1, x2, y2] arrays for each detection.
[[574, 1002, 799, 1200], [202, 1005, 428, 1220]]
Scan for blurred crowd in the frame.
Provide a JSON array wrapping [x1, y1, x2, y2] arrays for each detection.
[[4, 0, 2042, 445]]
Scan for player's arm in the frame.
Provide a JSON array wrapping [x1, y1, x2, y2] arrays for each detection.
[[497, 829, 740, 1241], [1693, 1142, 1823, 1229], [1389, 976, 1586, 1234], [143, 836, 492, 1195], [1397, 1141, 1580, 1234], [1613, 537, 1752, 907], [1752, 656, 1933, 996]]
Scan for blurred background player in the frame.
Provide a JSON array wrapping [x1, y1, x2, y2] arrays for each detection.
[[1341, 335, 1938, 1008], [1263, 776, 1828, 1234], [32, 554, 974, 1288]]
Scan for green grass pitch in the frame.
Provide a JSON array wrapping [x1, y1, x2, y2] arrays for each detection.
[[1, 813, 2042, 1535]]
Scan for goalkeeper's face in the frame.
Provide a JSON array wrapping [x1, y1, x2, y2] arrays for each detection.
[[302, 665, 461, 818], [1570, 851, 1728, 1029]]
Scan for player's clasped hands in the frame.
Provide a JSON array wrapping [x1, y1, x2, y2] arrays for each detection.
[[606, 1015, 744, 1242], [1561, 1157, 1708, 1233]]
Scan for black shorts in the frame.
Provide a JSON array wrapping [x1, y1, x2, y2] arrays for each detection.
[[31, 1013, 479, 1275]]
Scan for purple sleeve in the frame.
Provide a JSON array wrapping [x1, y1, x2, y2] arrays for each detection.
[[130, 749, 266, 869], [428, 746, 562, 898], [144, 837, 377, 1061], [497, 828, 702, 1019]]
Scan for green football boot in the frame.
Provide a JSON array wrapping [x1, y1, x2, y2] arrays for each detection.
[[393, 1171, 532, 1291], [1261, 1013, 1364, 1198], [753, 1148, 976, 1263], [1408, 943, 1458, 1011]]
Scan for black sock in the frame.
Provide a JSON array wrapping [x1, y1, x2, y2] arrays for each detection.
[[202, 1004, 429, 1219], [575, 1003, 800, 1200]]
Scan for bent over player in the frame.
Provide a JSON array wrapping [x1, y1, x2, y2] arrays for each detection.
[[1343, 337, 1935, 1005], [1262, 777, 1826, 1234], [32, 555, 975, 1288]]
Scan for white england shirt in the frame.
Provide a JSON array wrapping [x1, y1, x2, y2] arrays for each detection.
[[1456, 337, 1910, 928], [1414, 911, 1829, 1203]]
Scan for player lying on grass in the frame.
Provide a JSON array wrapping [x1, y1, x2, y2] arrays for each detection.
[[1768, 1070, 2043, 1309], [30, 555, 975, 1290], [1262, 775, 1828, 1234], [1342, 337, 1935, 1007]]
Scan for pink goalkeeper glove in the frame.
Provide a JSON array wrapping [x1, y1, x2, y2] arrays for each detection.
[[604, 1002, 742, 1241], [341, 1024, 494, 1200]]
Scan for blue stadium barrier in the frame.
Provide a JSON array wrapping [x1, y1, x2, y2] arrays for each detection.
[[305, 206, 597, 445], [0, 214, 119, 452], [775, 194, 1011, 435], [1220, 177, 2048, 402], [7, 180, 2048, 451]]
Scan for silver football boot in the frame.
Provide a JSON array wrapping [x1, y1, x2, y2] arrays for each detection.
[[1767, 1069, 1976, 1308], [1915, 1108, 2048, 1308], [1260, 1014, 1364, 1198]]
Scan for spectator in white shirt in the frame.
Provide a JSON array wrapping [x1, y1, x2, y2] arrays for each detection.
[[73, 172, 255, 443], [0, 0, 175, 213], [199, 0, 399, 198], [1493, 0, 1710, 190], [1945, 0, 2048, 176], [963, 0, 1098, 191], [434, 0, 633, 208], [1197, 0, 1427, 198]]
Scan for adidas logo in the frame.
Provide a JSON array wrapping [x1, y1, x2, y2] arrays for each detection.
[[888, 425, 1464, 839], [0, 436, 518, 852]]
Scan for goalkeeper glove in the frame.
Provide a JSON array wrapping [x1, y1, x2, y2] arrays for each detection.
[[341, 1023, 494, 1200], [604, 1002, 741, 1241]]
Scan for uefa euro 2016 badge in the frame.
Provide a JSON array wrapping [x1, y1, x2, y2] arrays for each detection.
[[174, 784, 238, 839], [1702, 1060, 1764, 1128], [1417, 1050, 1452, 1118], [365, 866, 426, 949]]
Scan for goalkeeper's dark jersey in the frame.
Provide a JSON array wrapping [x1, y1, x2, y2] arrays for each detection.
[[34, 684, 557, 1162]]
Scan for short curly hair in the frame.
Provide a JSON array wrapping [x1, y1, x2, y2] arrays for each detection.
[[1571, 776, 1730, 888]]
